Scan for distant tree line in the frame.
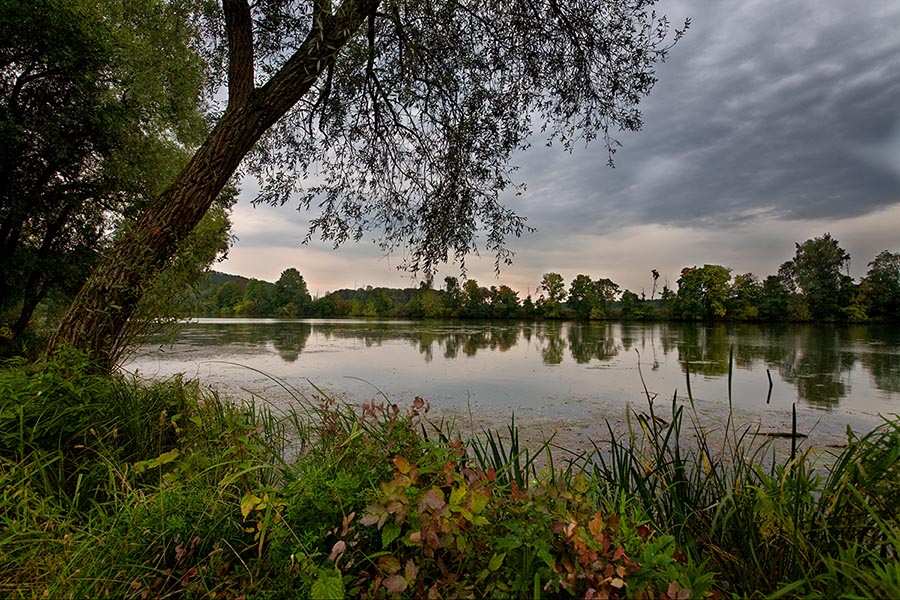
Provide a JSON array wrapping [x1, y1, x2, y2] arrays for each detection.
[[188, 234, 899, 323]]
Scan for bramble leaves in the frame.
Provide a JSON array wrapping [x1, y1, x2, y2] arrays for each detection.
[[343, 427, 702, 599], [311, 568, 344, 599]]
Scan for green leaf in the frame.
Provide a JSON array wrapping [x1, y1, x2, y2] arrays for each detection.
[[133, 449, 180, 473], [470, 490, 489, 515], [572, 473, 589, 494], [382, 522, 402, 548], [311, 568, 344, 599], [240, 493, 262, 520], [489, 551, 506, 571], [449, 484, 467, 507]]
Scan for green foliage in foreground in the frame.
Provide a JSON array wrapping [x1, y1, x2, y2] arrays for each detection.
[[1, 352, 898, 598]]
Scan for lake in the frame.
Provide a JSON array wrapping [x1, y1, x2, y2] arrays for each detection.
[[125, 319, 900, 451]]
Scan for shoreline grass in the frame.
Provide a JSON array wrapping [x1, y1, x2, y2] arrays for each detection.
[[1, 350, 897, 598]]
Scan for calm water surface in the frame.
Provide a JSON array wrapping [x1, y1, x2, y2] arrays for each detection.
[[126, 319, 900, 447]]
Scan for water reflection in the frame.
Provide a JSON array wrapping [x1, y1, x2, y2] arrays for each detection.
[[863, 351, 900, 394], [181, 321, 313, 363], [146, 319, 900, 413], [677, 324, 732, 377], [406, 325, 521, 361], [774, 327, 856, 409], [568, 323, 618, 364], [538, 322, 566, 365]]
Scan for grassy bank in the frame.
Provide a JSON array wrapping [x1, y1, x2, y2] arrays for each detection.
[[1, 351, 897, 598]]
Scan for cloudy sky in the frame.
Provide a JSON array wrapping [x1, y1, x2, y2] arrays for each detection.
[[220, 0, 900, 299]]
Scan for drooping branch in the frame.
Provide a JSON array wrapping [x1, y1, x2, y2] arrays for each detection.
[[223, 0, 254, 108], [255, 0, 380, 123], [313, 0, 334, 26]]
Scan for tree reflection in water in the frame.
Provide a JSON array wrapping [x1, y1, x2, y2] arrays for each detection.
[[148, 319, 900, 414]]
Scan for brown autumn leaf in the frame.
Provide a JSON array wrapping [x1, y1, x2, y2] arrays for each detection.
[[589, 511, 604, 537], [378, 555, 402, 574], [384, 574, 408, 594], [393, 455, 411, 474]]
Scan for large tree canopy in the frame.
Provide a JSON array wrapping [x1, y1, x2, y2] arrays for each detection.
[[675, 264, 732, 321], [862, 250, 900, 321], [782, 233, 852, 321], [0, 0, 221, 348], [50, 0, 688, 368]]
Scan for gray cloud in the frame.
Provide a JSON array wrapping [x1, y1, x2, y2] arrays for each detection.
[[511, 0, 900, 235]]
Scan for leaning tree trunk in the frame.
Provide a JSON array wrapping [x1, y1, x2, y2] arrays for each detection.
[[48, 0, 378, 370], [48, 109, 262, 367]]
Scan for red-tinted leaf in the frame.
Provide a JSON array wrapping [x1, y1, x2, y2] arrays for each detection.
[[384, 574, 408, 594], [405, 559, 418, 581], [341, 511, 355, 536], [328, 540, 346, 562], [418, 488, 446, 513], [607, 514, 620, 531], [360, 505, 385, 527]]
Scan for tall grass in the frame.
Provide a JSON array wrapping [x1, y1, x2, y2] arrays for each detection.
[[587, 348, 900, 597], [0, 350, 896, 598]]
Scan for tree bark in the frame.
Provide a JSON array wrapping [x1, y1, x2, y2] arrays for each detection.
[[223, 0, 254, 109], [48, 0, 379, 369]]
